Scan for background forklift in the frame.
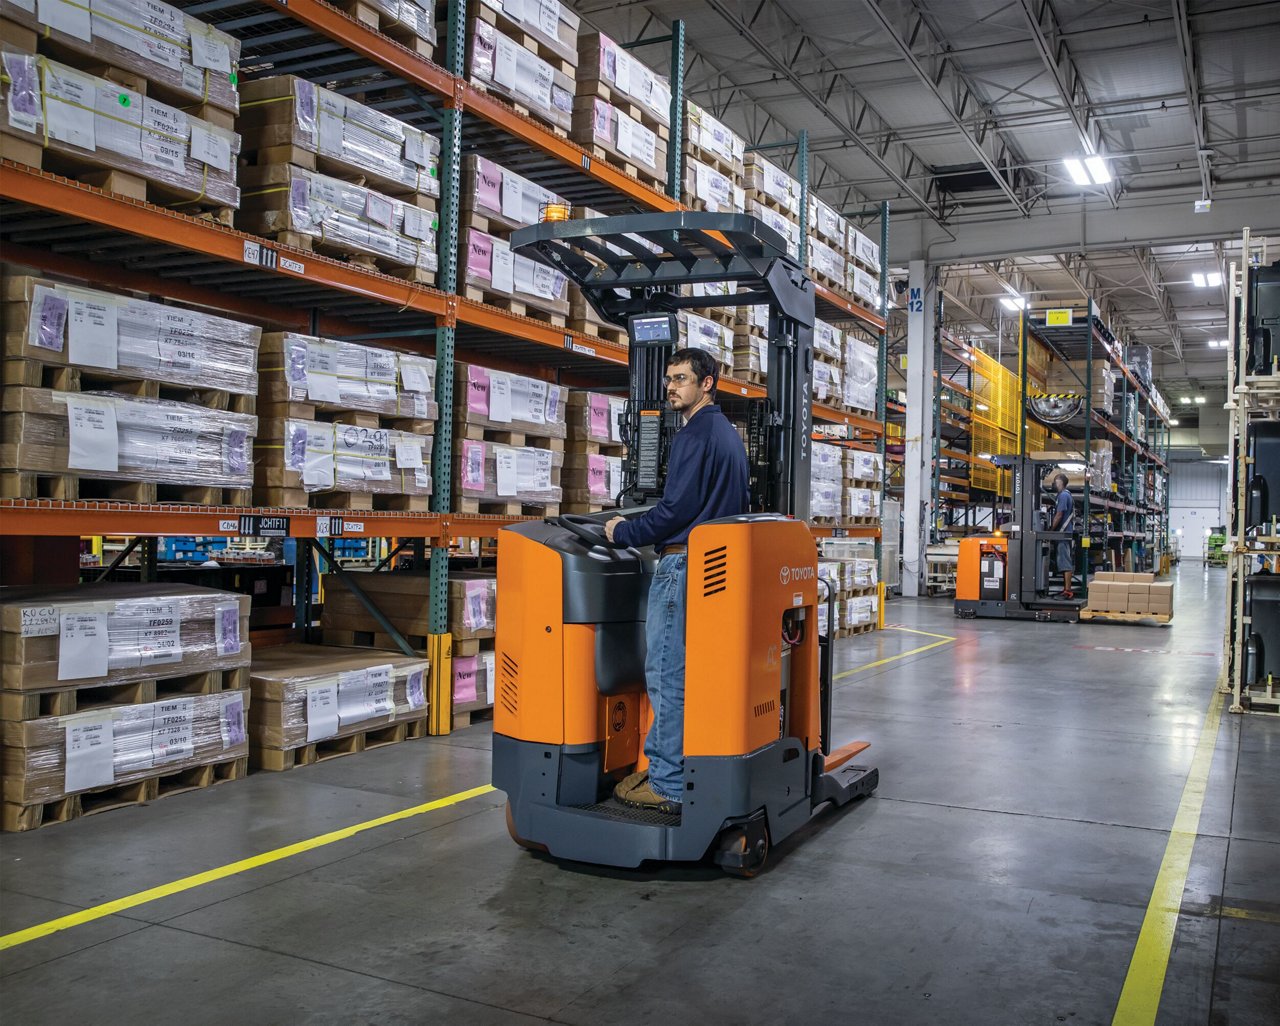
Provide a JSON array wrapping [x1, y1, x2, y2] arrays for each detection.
[[491, 211, 878, 876], [954, 455, 1084, 622]]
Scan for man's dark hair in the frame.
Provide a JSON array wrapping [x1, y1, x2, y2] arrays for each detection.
[[668, 347, 719, 391], [1054, 473, 1069, 490]]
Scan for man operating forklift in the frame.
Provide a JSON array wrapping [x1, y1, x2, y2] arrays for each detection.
[[603, 348, 750, 814], [1051, 472, 1076, 599]]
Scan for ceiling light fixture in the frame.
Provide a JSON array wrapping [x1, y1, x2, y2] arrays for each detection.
[[1170, 418, 1180, 426], [1062, 158, 1091, 186], [1000, 296, 1026, 311], [1191, 272, 1223, 288], [1194, 396, 1207, 404], [1063, 156, 1111, 185], [1179, 397, 1192, 404], [1192, 272, 1206, 287], [1084, 156, 1111, 184]]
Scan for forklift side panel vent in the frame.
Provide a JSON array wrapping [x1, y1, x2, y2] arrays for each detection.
[[500, 653, 519, 715], [704, 545, 728, 597]]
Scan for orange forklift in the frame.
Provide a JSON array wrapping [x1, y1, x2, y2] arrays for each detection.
[[491, 212, 878, 876]]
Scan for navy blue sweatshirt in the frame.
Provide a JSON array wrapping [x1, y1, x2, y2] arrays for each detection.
[[614, 404, 749, 549]]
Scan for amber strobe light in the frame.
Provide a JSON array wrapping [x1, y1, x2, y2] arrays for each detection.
[[541, 203, 571, 222]]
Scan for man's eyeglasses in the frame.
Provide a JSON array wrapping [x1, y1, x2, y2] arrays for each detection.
[[663, 373, 697, 387]]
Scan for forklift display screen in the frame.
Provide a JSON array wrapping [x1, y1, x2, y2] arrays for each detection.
[[629, 314, 677, 345]]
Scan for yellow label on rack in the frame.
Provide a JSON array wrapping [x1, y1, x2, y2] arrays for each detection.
[[1046, 309, 1073, 326]]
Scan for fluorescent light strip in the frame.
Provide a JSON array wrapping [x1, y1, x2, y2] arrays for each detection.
[[1063, 158, 1091, 186]]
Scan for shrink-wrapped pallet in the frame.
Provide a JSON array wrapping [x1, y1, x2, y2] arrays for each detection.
[[684, 101, 744, 176], [571, 96, 667, 183], [2, 275, 261, 394], [463, 227, 570, 313], [458, 363, 568, 436], [461, 154, 567, 230], [683, 157, 744, 213], [744, 151, 801, 217], [1, 389, 255, 490], [454, 439, 562, 505], [238, 76, 441, 197], [0, 584, 251, 691], [467, 18, 574, 132], [1, 49, 240, 207], [238, 165, 438, 275], [843, 338, 878, 413], [265, 421, 433, 497], [577, 30, 671, 127], [0, 0, 241, 114]]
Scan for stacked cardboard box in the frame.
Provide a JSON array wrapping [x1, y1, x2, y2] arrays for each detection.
[[1087, 572, 1173, 618], [238, 76, 442, 201], [463, 0, 577, 134], [0, 46, 240, 213], [842, 337, 878, 414], [247, 644, 429, 770], [813, 319, 843, 407], [683, 100, 744, 181], [563, 391, 626, 512], [680, 312, 734, 378], [345, 0, 437, 57], [810, 441, 843, 520], [1, 584, 252, 831], [848, 227, 882, 305], [575, 30, 671, 186], [253, 333, 436, 510]]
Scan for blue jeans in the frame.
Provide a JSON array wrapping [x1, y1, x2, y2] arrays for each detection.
[[644, 553, 687, 803], [1056, 540, 1073, 573]]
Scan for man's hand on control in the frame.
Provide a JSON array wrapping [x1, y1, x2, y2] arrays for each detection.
[[605, 516, 623, 543]]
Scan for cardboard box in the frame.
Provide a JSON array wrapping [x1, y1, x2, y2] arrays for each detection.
[[1127, 585, 1151, 613], [1087, 583, 1112, 610], [1149, 582, 1173, 613]]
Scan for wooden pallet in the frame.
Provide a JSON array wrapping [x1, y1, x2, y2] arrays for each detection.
[[467, 81, 571, 138], [322, 627, 429, 653], [568, 317, 629, 348], [462, 285, 567, 326], [267, 230, 436, 285], [682, 141, 741, 182], [0, 666, 250, 723], [338, 0, 436, 56], [745, 188, 799, 219], [455, 422, 567, 450], [452, 497, 560, 517], [577, 142, 667, 191], [453, 703, 494, 729], [1, 755, 248, 833], [1079, 609, 1173, 625], [251, 719, 423, 771], [0, 133, 235, 224]]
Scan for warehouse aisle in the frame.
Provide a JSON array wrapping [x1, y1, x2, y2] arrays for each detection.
[[2, 565, 1276, 1025]]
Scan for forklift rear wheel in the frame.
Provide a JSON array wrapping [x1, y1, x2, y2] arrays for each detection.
[[716, 826, 770, 878], [505, 801, 548, 853]]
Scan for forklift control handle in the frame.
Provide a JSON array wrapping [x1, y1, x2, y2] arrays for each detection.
[[554, 514, 632, 550]]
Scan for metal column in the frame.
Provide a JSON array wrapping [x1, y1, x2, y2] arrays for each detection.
[[903, 259, 938, 596], [427, 0, 466, 735], [876, 202, 890, 568]]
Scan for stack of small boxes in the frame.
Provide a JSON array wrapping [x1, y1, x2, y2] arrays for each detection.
[[563, 391, 627, 513], [807, 195, 848, 294], [460, 0, 579, 135], [453, 363, 568, 515], [813, 319, 844, 408], [847, 226, 882, 309], [1086, 573, 1173, 620], [574, 29, 670, 187], [1, 0, 242, 218], [743, 151, 802, 260], [682, 100, 745, 214]]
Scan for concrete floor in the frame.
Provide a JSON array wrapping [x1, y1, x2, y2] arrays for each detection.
[[2, 564, 1277, 1025]]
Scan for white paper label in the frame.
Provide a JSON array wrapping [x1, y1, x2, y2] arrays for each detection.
[[488, 371, 513, 423], [500, 171, 524, 222], [191, 28, 232, 73], [95, 83, 144, 160], [150, 697, 195, 765], [189, 122, 232, 173], [338, 665, 394, 726], [21, 605, 60, 637], [44, 64, 97, 150], [68, 298, 119, 371], [58, 612, 109, 681], [306, 683, 340, 741], [64, 714, 116, 792], [491, 239, 515, 295], [65, 396, 119, 472], [395, 440, 424, 469], [495, 449, 518, 496], [38, 0, 92, 41], [305, 340, 341, 403], [400, 356, 433, 395]]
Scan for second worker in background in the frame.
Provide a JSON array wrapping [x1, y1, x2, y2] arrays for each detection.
[[605, 348, 750, 814]]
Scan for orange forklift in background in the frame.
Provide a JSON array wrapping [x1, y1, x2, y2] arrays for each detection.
[[491, 212, 878, 877]]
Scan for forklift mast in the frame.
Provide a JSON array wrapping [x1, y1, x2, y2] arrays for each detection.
[[510, 211, 815, 520]]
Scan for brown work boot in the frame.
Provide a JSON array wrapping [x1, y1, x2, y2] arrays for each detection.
[[619, 781, 682, 815], [612, 770, 648, 802]]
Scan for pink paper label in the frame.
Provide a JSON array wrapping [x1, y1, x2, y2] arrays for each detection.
[[467, 229, 494, 284], [588, 454, 607, 498], [592, 98, 610, 137], [452, 655, 478, 703], [467, 365, 491, 415], [474, 156, 502, 215], [461, 439, 486, 490], [588, 394, 609, 439]]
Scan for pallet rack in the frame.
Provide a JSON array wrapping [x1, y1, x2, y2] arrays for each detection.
[[1025, 304, 1171, 592], [1221, 229, 1278, 715], [0, 0, 889, 734]]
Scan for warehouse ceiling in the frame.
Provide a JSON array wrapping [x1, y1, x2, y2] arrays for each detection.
[[565, 0, 1280, 401]]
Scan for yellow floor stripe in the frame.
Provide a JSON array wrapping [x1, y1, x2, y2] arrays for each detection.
[[1112, 691, 1226, 1024], [0, 783, 496, 952], [835, 626, 956, 681]]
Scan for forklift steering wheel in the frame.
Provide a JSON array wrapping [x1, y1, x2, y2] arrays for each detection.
[[555, 514, 629, 549]]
